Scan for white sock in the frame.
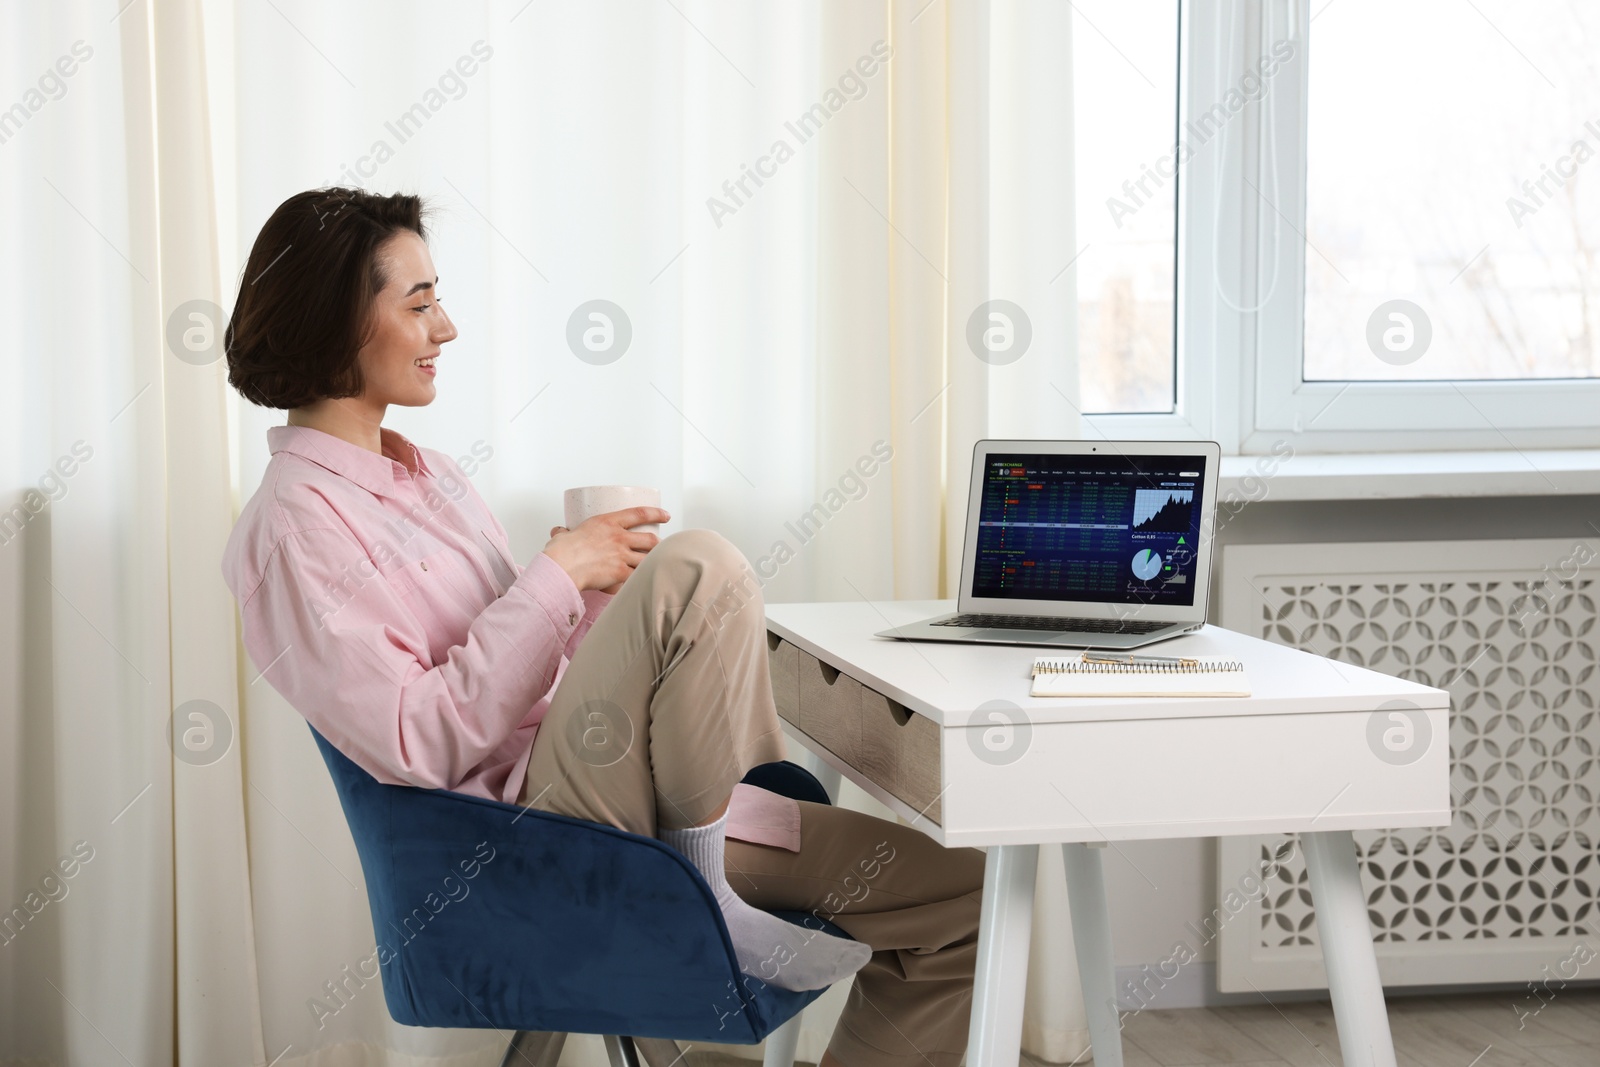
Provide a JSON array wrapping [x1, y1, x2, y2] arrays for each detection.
[[658, 813, 872, 991]]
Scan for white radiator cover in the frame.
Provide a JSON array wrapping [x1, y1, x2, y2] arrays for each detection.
[[1216, 538, 1600, 991]]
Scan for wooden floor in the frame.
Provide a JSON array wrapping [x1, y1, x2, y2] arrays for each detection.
[[682, 989, 1600, 1067], [1106, 990, 1600, 1067]]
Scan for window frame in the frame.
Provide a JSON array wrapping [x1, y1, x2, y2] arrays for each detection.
[[1082, 0, 1600, 455], [1081, 0, 1231, 447]]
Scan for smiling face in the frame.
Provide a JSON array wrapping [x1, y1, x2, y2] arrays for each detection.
[[355, 230, 458, 408]]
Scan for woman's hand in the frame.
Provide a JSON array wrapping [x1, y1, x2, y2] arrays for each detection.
[[541, 506, 671, 594]]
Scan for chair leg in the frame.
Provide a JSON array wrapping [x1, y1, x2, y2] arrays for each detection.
[[762, 1013, 804, 1067], [499, 1031, 567, 1067], [603, 1035, 643, 1067], [632, 1036, 688, 1067]]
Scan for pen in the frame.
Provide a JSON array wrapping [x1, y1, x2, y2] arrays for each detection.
[[1082, 653, 1198, 666]]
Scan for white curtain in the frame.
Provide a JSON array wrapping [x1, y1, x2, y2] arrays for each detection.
[[0, 2, 1083, 1064]]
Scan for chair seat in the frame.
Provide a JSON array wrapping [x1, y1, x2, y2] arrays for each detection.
[[310, 727, 849, 1043]]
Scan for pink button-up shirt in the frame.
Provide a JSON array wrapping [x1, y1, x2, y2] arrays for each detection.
[[221, 424, 799, 850]]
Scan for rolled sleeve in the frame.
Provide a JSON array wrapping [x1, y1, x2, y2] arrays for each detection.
[[511, 552, 610, 659], [564, 587, 614, 657]]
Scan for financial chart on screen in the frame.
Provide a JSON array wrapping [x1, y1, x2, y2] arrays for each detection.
[[969, 452, 1207, 606]]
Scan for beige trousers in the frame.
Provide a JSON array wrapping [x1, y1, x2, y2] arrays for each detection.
[[520, 529, 985, 1067]]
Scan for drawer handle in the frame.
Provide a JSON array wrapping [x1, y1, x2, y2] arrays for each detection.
[[766, 632, 783, 652], [884, 698, 913, 726], [818, 662, 842, 685]]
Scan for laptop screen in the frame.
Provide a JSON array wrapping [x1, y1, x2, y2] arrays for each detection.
[[969, 451, 1209, 607]]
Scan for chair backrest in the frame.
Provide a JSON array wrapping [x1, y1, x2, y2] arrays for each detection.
[[308, 726, 832, 1042]]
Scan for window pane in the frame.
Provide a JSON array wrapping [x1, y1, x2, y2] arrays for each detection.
[[1074, 1, 1179, 413], [1303, 1, 1600, 381]]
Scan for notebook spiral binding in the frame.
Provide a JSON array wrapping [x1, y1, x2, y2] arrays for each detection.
[[1032, 657, 1245, 676]]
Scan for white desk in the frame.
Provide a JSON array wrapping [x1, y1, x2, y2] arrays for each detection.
[[764, 600, 1451, 1067]]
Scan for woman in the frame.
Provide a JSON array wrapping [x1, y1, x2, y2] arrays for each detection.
[[220, 187, 984, 1067]]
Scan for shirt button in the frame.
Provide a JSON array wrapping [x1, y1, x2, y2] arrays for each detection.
[[568, 611, 578, 626], [420, 561, 429, 571]]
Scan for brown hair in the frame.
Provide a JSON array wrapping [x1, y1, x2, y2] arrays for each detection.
[[225, 188, 428, 409]]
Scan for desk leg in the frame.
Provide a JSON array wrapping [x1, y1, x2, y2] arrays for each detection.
[[809, 762, 842, 806], [1303, 830, 1397, 1067], [784, 734, 842, 805], [1061, 844, 1123, 1067], [967, 844, 1039, 1067]]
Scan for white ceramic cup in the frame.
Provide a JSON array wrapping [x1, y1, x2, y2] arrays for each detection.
[[562, 485, 662, 534]]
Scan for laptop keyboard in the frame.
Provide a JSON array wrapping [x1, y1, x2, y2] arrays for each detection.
[[932, 613, 1170, 634]]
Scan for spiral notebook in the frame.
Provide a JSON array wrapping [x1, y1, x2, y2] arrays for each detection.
[[1029, 655, 1251, 698]]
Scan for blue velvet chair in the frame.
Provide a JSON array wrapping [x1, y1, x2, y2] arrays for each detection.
[[309, 726, 845, 1067]]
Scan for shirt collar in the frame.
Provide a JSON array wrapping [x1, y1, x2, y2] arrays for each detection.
[[267, 424, 434, 497]]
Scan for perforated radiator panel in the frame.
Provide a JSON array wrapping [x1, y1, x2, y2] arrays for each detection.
[[1216, 538, 1598, 990]]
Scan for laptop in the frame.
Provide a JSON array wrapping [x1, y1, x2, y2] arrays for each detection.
[[877, 439, 1223, 650]]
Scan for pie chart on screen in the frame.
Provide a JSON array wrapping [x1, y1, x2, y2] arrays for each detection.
[[1131, 549, 1163, 580]]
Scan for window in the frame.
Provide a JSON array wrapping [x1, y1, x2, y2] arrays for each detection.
[[1227, 0, 1600, 450], [1072, 0, 1181, 414], [1302, 1, 1600, 383], [1070, 1, 1600, 450]]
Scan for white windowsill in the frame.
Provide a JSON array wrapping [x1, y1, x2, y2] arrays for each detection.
[[1219, 450, 1600, 502]]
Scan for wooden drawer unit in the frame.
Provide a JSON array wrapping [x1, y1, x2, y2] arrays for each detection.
[[766, 631, 800, 723], [856, 687, 943, 824], [768, 633, 943, 825]]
